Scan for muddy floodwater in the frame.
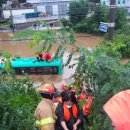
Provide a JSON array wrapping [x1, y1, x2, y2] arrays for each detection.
[[0, 32, 103, 88]]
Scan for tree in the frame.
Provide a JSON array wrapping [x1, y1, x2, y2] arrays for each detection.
[[68, 0, 93, 25], [115, 7, 128, 30], [74, 5, 129, 34], [74, 5, 109, 33]]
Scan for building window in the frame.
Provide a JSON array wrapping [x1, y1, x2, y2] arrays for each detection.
[[123, 0, 125, 3], [118, 0, 120, 4], [58, 4, 67, 16], [45, 5, 53, 16]]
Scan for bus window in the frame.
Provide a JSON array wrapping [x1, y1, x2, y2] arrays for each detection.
[[13, 66, 59, 75], [53, 67, 58, 74], [29, 67, 37, 74], [36, 66, 58, 74], [36, 67, 43, 74], [15, 67, 29, 75]]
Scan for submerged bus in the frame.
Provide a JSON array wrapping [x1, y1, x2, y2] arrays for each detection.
[[0, 57, 63, 75]]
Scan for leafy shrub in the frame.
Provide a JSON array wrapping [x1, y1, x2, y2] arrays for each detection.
[[73, 47, 130, 130], [60, 18, 72, 28], [74, 17, 101, 34], [0, 75, 40, 130], [98, 35, 130, 58]]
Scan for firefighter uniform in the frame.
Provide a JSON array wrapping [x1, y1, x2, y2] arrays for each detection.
[[34, 84, 56, 130]]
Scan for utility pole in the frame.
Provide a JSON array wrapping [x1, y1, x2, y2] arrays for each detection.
[[108, 0, 116, 40], [9, 0, 15, 34]]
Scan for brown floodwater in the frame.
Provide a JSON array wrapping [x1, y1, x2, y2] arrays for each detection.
[[0, 32, 103, 88]]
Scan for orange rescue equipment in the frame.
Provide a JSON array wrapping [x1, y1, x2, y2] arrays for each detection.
[[78, 93, 93, 116], [82, 96, 93, 116], [103, 89, 130, 130], [63, 103, 78, 122]]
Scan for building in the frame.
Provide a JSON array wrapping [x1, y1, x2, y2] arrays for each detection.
[[3, 8, 35, 19], [2, 0, 71, 29], [100, 0, 130, 14], [26, 0, 70, 19]]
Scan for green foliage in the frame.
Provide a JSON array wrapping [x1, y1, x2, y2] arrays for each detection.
[[13, 30, 36, 40], [115, 8, 128, 30], [60, 18, 72, 28], [98, 35, 130, 58], [74, 5, 129, 34], [74, 5, 109, 34], [36, 20, 42, 26], [71, 41, 130, 129], [0, 74, 40, 130], [0, 50, 12, 73], [5, 58, 11, 73], [114, 24, 130, 35], [68, 0, 93, 25]]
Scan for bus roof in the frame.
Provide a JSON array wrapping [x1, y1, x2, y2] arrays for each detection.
[[0, 57, 63, 68]]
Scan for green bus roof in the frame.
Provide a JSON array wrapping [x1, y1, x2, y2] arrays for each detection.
[[0, 57, 63, 68]]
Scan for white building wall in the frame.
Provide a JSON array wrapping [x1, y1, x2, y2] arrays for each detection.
[[3, 9, 35, 19], [52, 5, 58, 15], [27, 0, 71, 3], [126, 0, 130, 7], [101, 0, 130, 7], [26, 0, 42, 3], [37, 5, 46, 13]]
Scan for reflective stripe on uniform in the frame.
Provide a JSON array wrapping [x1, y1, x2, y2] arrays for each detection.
[[35, 117, 55, 127]]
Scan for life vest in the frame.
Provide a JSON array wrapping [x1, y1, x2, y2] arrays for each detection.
[[82, 96, 93, 116], [79, 93, 93, 116], [63, 103, 78, 122]]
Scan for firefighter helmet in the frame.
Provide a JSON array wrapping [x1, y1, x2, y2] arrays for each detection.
[[39, 84, 55, 94]]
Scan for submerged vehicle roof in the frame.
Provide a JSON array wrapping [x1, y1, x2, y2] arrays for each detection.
[[0, 57, 63, 68]]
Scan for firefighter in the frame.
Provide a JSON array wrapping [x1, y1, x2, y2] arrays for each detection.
[[34, 84, 56, 130], [36, 53, 52, 62]]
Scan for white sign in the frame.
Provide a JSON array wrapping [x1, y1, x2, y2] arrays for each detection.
[[3, 9, 35, 19], [13, 15, 26, 24], [26, 0, 42, 3], [99, 22, 108, 32]]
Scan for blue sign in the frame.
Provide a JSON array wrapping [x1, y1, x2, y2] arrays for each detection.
[[99, 22, 108, 32]]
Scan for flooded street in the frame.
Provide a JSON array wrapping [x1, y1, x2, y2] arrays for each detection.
[[0, 32, 103, 89]]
